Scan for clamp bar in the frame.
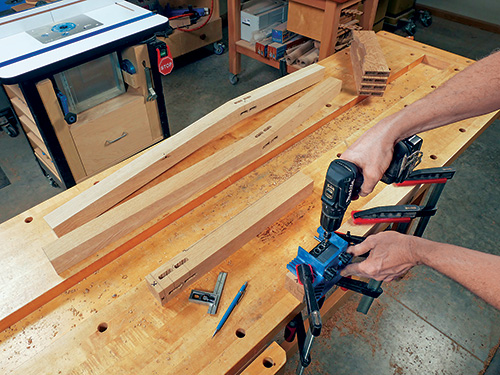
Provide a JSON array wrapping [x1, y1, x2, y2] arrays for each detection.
[[335, 276, 383, 298], [395, 167, 456, 186], [352, 205, 437, 224], [296, 264, 322, 374]]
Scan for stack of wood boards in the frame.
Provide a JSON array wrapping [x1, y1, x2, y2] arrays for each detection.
[[350, 30, 390, 96]]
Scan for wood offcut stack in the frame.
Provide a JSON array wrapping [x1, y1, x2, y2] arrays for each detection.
[[350, 30, 390, 96]]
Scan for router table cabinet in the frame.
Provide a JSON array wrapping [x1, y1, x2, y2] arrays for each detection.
[[0, 33, 498, 374], [0, 0, 170, 189], [3, 43, 168, 189]]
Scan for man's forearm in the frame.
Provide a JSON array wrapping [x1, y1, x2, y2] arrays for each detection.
[[376, 50, 500, 143], [415, 238, 500, 309]]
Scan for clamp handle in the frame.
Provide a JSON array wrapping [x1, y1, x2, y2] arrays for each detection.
[[297, 264, 322, 337]]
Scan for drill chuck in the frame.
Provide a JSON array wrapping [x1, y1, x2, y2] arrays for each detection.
[[319, 203, 343, 235]]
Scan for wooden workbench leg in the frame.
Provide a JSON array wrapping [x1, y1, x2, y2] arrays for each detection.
[[228, 0, 241, 75], [319, 1, 341, 61], [359, 0, 379, 30]]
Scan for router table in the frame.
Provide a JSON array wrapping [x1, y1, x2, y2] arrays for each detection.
[[0, 33, 498, 374], [0, 0, 171, 188]]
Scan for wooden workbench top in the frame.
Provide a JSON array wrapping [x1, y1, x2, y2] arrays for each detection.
[[1, 32, 498, 374]]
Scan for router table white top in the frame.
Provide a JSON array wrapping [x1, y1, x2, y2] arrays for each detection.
[[0, 0, 169, 82]]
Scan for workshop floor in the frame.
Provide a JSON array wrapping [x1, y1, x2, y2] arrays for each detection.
[[0, 14, 499, 375]]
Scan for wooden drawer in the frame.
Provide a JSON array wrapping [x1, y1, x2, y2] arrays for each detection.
[[70, 92, 153, 176]]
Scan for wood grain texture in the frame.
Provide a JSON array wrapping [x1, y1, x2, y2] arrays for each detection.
[[2, 34, 497, 375], [147, 172, 314, 304], [44, 64, 326, 237], [240, 341, 287, 375], [350, 30, 390, 96], [43, 77, 342, 274]]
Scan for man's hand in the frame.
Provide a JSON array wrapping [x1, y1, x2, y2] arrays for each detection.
[[341, 231, 420, 282], [340, 119, 398, 196], [341, 231, 500, 309]]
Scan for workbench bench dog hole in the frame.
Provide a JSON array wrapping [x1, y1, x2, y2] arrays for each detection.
[[235, 328, 246, 338], [263, 357, 275, 368], [430, 155, 438, 160], [97, 322, 108, 333], [24, 217, 33, 223]]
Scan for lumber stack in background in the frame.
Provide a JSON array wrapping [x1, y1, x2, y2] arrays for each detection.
[[350, 30, 390, 96]]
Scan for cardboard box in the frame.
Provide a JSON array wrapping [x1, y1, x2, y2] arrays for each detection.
[[267, 35, 308, 60], [241, 0, 288, 42], [255, 37, 274, 57], [271, 22, 295, 43]]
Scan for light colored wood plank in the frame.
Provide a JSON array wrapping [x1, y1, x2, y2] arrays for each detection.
[[43, 64, 326, 237], [36, 79, 87, 182], [42, 77, 342, 274], [147, 172, 314, 304]]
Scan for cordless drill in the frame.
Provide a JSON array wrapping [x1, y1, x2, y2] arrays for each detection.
[[320, 135, 423, 238]]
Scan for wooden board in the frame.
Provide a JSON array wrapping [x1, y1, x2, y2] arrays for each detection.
[[350, 30, 390, 96], [1, 33, 497, 374], [44, 64, 326, 237], [146, 172, 314, 304], [352, 30, 390, 77], [43, 77, 342, 274], [240, 342, 287, 375]]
